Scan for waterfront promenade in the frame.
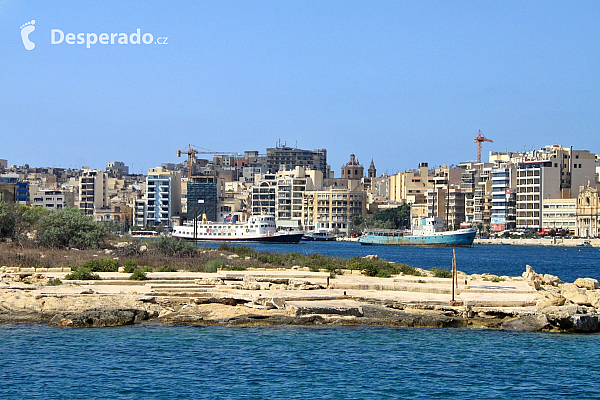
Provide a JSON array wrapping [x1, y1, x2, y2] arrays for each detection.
[[474, 237, 600, 246]]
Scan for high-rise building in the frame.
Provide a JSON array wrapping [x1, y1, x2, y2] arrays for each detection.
[[266, 146, 328, 177], [251, 172, 277, 215], [145, 167, 181, 227], [275, 166, 323, 229], [516, 146, 596, 230], [490, 167, 517, 231], [187, 176, 219, 222], [79, 169, 108, 216]]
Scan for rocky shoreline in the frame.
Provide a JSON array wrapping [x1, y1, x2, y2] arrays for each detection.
[[1, 263, 599, 333]]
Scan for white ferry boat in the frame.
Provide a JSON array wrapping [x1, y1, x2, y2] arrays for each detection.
[[171, 214, 304, 243]]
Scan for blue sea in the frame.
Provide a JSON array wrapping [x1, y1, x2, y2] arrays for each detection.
[[207, 241, 600, 283], [2, 243, 600, 399], [1, 324, 599, 399]]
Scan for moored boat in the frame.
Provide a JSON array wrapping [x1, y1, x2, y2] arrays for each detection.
[[359, 217, 477, 247], [172, 214, 303, 243], [301, 230, 338, 241]]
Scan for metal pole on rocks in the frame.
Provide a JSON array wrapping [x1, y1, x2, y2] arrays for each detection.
[[451, 249, 457, 305], [453, 248, 458, 289]]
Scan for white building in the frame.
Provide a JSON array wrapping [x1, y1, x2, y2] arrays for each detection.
[[275, 166, 323, 229], [79, 169, 107, 216], [31, 189, 74, 210], [145, 167, 182, 227]]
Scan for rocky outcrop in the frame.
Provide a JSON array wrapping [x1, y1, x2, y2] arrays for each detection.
[[574, 278, 599, 291], [48, 308, 148, 328]]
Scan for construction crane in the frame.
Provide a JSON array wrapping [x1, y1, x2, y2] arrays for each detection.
[[177, 144, 240, 178], [474, 130, 493, 163]]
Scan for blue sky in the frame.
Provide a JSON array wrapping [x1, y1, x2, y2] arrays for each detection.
[[2, 1, 599, 175]]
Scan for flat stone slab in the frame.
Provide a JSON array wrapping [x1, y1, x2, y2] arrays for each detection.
[[285, 300, 366, 317]]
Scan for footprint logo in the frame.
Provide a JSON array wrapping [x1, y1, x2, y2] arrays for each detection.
[[20, 20, 36, 50]]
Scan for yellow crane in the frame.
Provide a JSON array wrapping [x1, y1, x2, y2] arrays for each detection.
[[177, 144, 240, 178]]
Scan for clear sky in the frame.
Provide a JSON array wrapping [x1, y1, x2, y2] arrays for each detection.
[[2, 1, 599, 175]]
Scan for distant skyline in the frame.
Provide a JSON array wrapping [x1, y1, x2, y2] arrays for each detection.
[[2, 1, 599, 175]]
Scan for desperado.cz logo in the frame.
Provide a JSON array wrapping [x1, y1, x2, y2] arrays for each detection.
[[20, 20, 168, 50]]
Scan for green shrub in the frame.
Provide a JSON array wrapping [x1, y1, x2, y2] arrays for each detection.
[[129, 269, 148, 281], [491, 277, 505, 282], [203, 259, 224, 273], [151, 236, 197, 257], [156, 265, 178, 272], [65, 267, 100, 280], [82, 258, 119, 272], [123, 264, 136, 273], [231, 246, 258, 258], [36, 207, 107, 249], [431, 267, 452, 278], [141, 266, 153, 273], [48, 278, 62, 286], [217, 243, 232, 252], [221, 265, 246, 271], [303, 253, 339, 272], [257, 251, 284, 265], [348, 257, 420, 278], [123, 259, 137, 268]]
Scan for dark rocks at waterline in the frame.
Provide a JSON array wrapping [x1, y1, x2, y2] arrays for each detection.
[[48, 308, 149, 328]]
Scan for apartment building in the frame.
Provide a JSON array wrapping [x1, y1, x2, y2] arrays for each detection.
[[251, 172, 277, 215], [490, 167, 517, 231], [145, 167, 181, 227], [516, 146, 596, 230], [31, 189, 74, 210], [266, 145, 328, 177], [275, 166, 323, 229], [303, 188, 366, 235], [541, 198, 576, 234], [389, 163, 432, 205], [461, 167, 493, 226], [426, 187, 465, 229], [79, 169, 108, 216]]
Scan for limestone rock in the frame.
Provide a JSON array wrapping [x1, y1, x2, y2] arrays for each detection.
[[536, 287, 566, 309], [48, 308, 145, 328], [560, 283, 591, 305], [587, 290, 600, 308], [195, 277, 224, 285], [574, 278, 599, 291], [542, 274, 563, 286], [363, 255, 379, 260], [522, 265, 543, 289], [241, 281, 261, 290], [501, 314, 549, 332]]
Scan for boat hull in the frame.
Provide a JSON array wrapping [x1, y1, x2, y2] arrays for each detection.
[[359, 228, 477, 247], [300, 235, 337, 242], [174, 232, 304, 244]]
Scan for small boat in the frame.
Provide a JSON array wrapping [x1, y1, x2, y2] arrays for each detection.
[[576, 240, 593, 247], [359, 217, 477, 247], [172, 214, 303, 243], [301, 230, 337, 241]]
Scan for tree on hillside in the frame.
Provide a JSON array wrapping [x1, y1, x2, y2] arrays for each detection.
[[352, 204, 411, 233], [0, 203, 48, 242], [36, 207, 107, 249]]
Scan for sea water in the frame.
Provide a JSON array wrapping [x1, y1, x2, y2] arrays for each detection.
[[2, 244, 599, 399], [203, 241, 600, 283], [1, 324, 598, 399]]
